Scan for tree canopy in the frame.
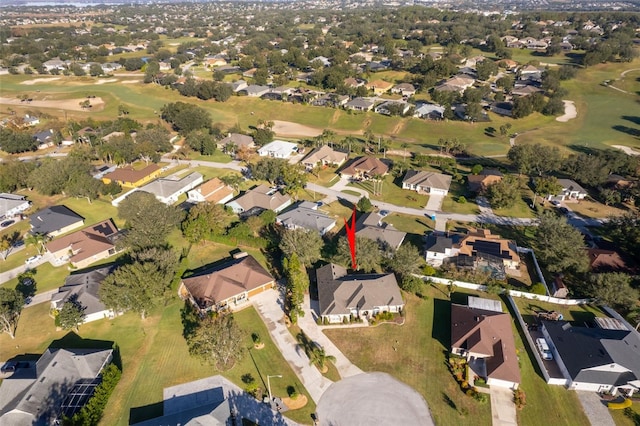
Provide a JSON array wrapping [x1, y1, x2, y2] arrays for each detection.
[[118, 192, 183, 249], [0, 288, 23, 339], [534, 212, 589, 274], [279, 228, 323, 267], [186, 313, 245, 370]]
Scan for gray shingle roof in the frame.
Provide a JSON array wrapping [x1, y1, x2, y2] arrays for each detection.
[[29, 205, 84, 235], [402, 170, 452, 192], [52, 265, 117, 316], [355, 212, 406, 250], [316, 263, 403, 317], [276, 202, 335, 234]]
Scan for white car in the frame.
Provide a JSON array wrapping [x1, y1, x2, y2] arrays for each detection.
[[25, 255, 42, 265], [536, 338, 553, 360]]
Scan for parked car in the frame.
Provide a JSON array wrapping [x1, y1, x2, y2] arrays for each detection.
[[558, 207, 569, 215], [536, 338, 553, 360], [1, 362, 16, 373], [25, 255, 42, 264], [379, 210, 390, 217], [0, 220, 15, 228]]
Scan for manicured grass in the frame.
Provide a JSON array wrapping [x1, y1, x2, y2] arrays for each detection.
[[504, 296, 591, 426], [324, 289, 493, 426], [383, 213, 432, 249], [307, 167, 340, 187], [62, 196, 124, 228], [1, 299, 316, 426], [567, 199, 629, 219], [512, 297, 607, 326], [190, 165, 242, 181], [441, 181, 480, 215], [349, 175, 429, 209], [188, 151, 234, 163], [492, 198, 535, 219], [609, 400, 640, 426]]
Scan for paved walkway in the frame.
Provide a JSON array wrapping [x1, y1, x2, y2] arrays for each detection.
[[489, 386, 517, 426], [251, 290, 333, 404], [298, 294, 364, 379], [576, 391, 615, 426]]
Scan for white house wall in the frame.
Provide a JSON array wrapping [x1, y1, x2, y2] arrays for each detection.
[[487, 377, 519, 390]]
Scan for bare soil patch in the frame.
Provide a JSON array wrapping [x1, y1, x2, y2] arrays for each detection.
[[0, 96, 105, 112], [94, 78, 118, 85], [612, 145, 640, 156], [272, 120, 322, 138], [556, 100, 577, 122], [282, 394, 308, 410]]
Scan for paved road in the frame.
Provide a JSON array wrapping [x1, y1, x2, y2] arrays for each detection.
[[251, 290, 333, 404], [0, 253, 52, 286], [298, 294, 364, 379], [576, 391, 615, 426]]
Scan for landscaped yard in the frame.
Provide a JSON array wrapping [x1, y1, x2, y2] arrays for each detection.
[[512, 297, 607, 326], [441, 181, 480, 215], [0, 299, 316, 426], [382, 213, 432, 248], [307, 167, 340, 187], [349, 175, 428, 209], [567, 199, 629, 219]]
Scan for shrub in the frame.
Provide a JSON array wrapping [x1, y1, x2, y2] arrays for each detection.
[[251, 333, 261, 344], [458, 196, 467, 204], [514, 389, 526, 410], [465, 389, 474, 396], [287, 385, 299, 399], [342, 316, 349, 324], [474, 392, 488, 404], [322, 317, 329, 325], [461, 381, 469, 389], [316, 317, 322, 325], [607, 399, 632, 410], [422, 265, 436, 276], [64, 363, 121, 426], [530, 282, 547, 295]]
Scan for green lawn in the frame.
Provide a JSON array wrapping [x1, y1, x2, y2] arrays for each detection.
[[324, 289, 493, 426], [349, 175, 428, 209], [609, 400, 640, 426], [382, 213, 432, 249], [512, 297, 607, 326], [307, 167, 340, 187], [441, 181, 480, 214], [0, 299, 316, 426]]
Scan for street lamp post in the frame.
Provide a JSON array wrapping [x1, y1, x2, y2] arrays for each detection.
[[267, 374, 282, 402]]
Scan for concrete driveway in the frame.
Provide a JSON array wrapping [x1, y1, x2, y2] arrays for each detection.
[[425, 194, 445, 211], [576, 391, 615, 426], [489, 386, 517, 426]]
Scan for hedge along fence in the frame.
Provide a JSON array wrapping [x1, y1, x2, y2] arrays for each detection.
[[517, 246, 550, 296], [207, 234, 268, 249], [415, 275, 591, 306]]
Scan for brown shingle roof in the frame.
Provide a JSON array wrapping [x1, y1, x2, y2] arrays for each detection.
[[451, 303, 521, 385], [587, 248, 627, 272], [340, 157, 389, 177], [181, 255, 274, 310], [45, 219, 118, 265], [103, 164, 160, 184], [193, 178, 235, 204], [302, 145, 348, 166]]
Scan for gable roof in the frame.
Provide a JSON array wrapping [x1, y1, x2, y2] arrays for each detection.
[[302, 145, 348, 166], [458, 228, 520, 264], [0, 347, 112, 425], [190, 178, 235, 204], [544, 321, 640, 385], [402, 170, 452, 191], [139, 172, 203, 200], [341, 156, 389, 177], [103, 164, 160, 184], [29, 205, 84, 235], [0, 193, 30, 217], [52, 265, 116, 316], [181, 255, 274, 310], [316, 263, 403, 316], [557, 178, 587, 194], [451, 302, 521, 385], [345, 97, 375, 109], [355, 212, 406, 250], [257, 140, 298, 157], [276, 202, 336, 233], [587, 248, 628, 272], [45, 219, 118, 265], [227, 185, 291, 212], [218, 133, 254, 148]]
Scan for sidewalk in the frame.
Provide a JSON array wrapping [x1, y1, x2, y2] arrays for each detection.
[[298, 294, 364, 379], [251, 290, 333, 404]]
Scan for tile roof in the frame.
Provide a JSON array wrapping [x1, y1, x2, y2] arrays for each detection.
[[316, 263, 403, 316], [181, 255, 274, 310]]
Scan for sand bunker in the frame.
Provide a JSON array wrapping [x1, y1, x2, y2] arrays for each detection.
[[0, 96, 105, 112], [272, 120, 322, 138], [20, 77, 61, 85], [556, 100, 577, 122], [120, 80, 141, 84], [612, 145, 640, 156], [94, 78, 118, 85]]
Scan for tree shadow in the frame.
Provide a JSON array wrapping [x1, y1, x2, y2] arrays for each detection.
[[622, 116, 640, 126], [569, 310, 596, 326], [612, 125, 640, 138], [442, 391, 458, 412]]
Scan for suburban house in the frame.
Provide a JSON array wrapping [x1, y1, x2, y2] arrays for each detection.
[[50, 265, 119, 323], [138, 172, 204, 205], [0, 193, 31, 219], [343, 77, 365, 88], [217, 133, 255, 151], [29, 205, 85, 237], [542, 319, 640, 396], [276, 201, 336, 235], [302, 145, 348, 169], [187, 178, 235, 204], [424, 229, 520, 275], [547, 179, 588, 201], [587, 248, 628, 272], [179, 252, 275, 313], [402, 170, 452, 196], [101, 164, 162, 188], [344, 97, 375, 112], [434, 75, 475, 93], [340, 156, 389, 180], [391, 83, 416, 97], [366, 80, 393, 95], [225, 185, 292, 216], [413, 103, 445, 120], [451, 296, 521, 389], [230, 80, 248, 93], [33, 129, 55, 149], [355, 212, 406, 250], [257, 140, 298, 158], [131, 375, 290, 426], [467, 169, 503, 193], [241, 85, 270, 97], [316, 263, 404, 324], [0, 347, 113, 425], [374, 101, 411, 116], [45, 219, 120, 269]]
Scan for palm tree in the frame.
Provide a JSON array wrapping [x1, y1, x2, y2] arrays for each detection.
[[309, 345, 336, 373], [25, 233, 48, 255], [220, 174, 243, 193]]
